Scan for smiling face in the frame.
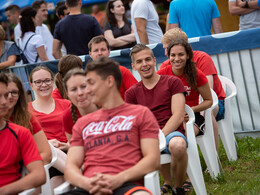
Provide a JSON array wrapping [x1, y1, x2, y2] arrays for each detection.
[[31, 69, 54, 98], [111, 0, 125, 15], [0, 82, 9, 119], [36, 3, 48, 23], [169, 45, 189, 74], [89, 41, 110, 61], [66, 75, 92, 109], [7, 82, 19, 111], [132, 49, 156, 80]]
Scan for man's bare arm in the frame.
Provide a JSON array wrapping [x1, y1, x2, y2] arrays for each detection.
[[212, 18, 223, 34], [135, 18, 149, 44], [167, 23, 179, 31], [229, 1, 255, 15], [52, 39, 62, 59], [162, 93, 185, 136]]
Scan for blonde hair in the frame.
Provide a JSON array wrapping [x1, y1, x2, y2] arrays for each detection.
[[161, 28, 188, 45]]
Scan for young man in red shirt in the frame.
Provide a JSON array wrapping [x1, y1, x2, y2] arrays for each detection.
[[125, 44, 187, 195], [88, 35, 138, 100], [0, 73, 45, 194], [63, 57, 160, 195]]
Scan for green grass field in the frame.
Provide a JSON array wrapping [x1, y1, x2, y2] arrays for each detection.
[[161, 136, 260, 195]]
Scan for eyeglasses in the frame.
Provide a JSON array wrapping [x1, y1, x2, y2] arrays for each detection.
[[33, 78, 53, 87], [8, 90, 19, 97]]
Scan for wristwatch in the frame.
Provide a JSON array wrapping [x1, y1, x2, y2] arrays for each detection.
[[243, 1, 249, 8]]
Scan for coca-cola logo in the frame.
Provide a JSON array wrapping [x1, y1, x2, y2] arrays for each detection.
[[82, 115, 136, 139]]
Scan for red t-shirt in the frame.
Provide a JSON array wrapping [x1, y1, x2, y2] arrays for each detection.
[[28, 99, 71, 143], [159, 51, 225, 100], [52, 88, 63, 100], [63, 107, 82, 135], [119, 65, 138, 100], [157, 66, 208, 107], [9, 114, 42, 135], [0, 122, 42, 187], [70, 103, 159, 182], [125, 75, 186, 135]]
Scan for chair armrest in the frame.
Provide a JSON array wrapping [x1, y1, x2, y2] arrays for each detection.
[[54, 181, 73, 194], [18, 188, 37, 195]]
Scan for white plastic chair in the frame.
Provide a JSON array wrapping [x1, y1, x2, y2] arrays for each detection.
[[218, 75, 238, 161], [196, 89, 221, 179], [41, 143, 58, 195], [160, 105, 207, 195], [55, 130, 164, 195]]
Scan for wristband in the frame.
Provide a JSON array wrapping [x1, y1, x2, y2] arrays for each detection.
[[243, 1, 249, 8]]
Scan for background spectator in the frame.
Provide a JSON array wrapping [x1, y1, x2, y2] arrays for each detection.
[[229, 0, 260, 30], [0, 25, 19, 69], [168, 0, 223, 38], [18, 7, 48, 64], [131, 0, 163, 44], [5, 5, 20, 42], [56, 1, 70, 20], [53, 0, 103, 58], [104, 0, 136, 50], [91, 4, 105, 29]]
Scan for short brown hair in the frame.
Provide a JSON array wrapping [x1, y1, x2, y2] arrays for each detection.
[[88, 35, 110, 52], [5, 4, 20, 13], [86, 57, 122, 91], [130, 43, 154, 62], [0, 73, 8, 86], [161, 28, 188, 45], [66, 0, 80, 8], [29, 65, 54, 83], [32, 1, 47, 12]]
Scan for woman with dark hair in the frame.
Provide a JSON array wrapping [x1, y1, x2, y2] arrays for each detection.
[[18, 7, 48, 63], [52, 54, 83, 100], [104, 0, 136, 50], [158, 39, 213, 136], [62, 68, 98, 141], [0, 25, 19, 69], [5, 73, 51, 165]]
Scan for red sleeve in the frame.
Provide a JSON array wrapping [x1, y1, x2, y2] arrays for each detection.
[[157, 65, 173, 75], [52, 88, 63, 100], [18, 126, 42, 166], [159, 59, 171, 70], [30, 114, 42, 134], [138, 107, 159, 140], [196, 69, 208, 87], [168, 76, 186, 96], [70, 118, 85, 147], [125, 85, 138, 105], [120, 66, 138, 90], [63, 107, 74, 135], [193, 51, 217, 76]]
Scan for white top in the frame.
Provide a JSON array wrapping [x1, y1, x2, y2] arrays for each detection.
[[229, 0, 260, 30], [18, 32, 45, 64], [14, 23, 55, 60], [131, 0, 163, 44]]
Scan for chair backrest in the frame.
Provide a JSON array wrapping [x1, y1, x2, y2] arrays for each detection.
[[45, 143, 58, 169], [159, 129, 166, 152], [218, 75, 237, 100]]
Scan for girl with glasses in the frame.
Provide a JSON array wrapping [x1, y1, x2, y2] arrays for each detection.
[[28, 65, 71, 188]]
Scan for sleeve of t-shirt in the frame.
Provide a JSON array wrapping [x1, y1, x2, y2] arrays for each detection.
[[7, 43, 20, 57], [168, 1, 179, 24], [19, 126, 42, 166], [31, 35, 45, 49], [195, 51, 217, 76], [121, 66, 138, 91], [211, 0, 221, 19], [138, 106, 159, 140], [169, 76, 186, 96], [132, 1, 148, 20], [53, 22, 61, 40], [63, 108, 74, 135], [159, 59, 171, 70], [30, 114, 42, 134], [125, 87, 138, 105], [70, 118, 84, 147], [92, 16, 104, 36], [104, 23, 111, 32], [196, 69, 208, 87]]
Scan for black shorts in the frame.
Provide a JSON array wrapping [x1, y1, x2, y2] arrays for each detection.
[[194, 112, 205, 136], [62, 182, 152, 195], [49, 167, 64, 178]]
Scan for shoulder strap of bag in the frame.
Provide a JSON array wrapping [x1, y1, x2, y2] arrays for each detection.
[[23, 34, 36, 52]]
